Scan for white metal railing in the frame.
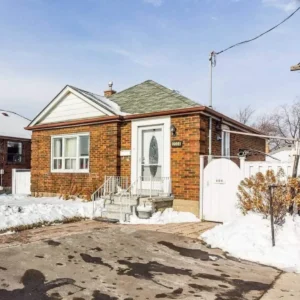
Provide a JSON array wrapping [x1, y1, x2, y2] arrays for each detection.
[[136, 176, 171, 197], [119, 176, 171, 221], [91, 175, 129, 217], [92, 175, 171, 220], [119, 179, 137, 222]]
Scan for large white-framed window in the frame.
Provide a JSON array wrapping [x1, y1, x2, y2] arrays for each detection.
[[51, 133, 90, 173], [221, 125, 230, 157]]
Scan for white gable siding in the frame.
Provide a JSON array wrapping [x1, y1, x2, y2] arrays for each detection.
[[39, 92, 105, 124]]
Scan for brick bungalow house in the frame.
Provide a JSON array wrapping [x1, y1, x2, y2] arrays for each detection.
[[0, 110, 31, 193], [26, 80, 265, 218]]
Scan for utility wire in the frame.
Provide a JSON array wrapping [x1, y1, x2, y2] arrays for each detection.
[[216, 5, 300, 55]]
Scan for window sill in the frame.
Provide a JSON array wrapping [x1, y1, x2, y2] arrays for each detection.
[[51, 170, 89, 174]]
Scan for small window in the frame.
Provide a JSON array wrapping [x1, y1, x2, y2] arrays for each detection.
[[79, 135, 89, 170], [51, 134, 90, 172], [7, 141, 22, 164], [221, 125, 230, 157], [53, 138, 62, 170]]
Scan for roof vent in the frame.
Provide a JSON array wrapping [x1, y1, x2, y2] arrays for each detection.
[[104, 81, 117, 97], [2, 112, 9, 117]]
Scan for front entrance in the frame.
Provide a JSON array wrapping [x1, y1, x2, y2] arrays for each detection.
[[131, 117, 171, 196], [138, 126, 163, 195]]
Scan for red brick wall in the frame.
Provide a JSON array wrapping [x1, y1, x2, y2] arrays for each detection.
[[171, 114, 201, 202], [169, 115, 265, 203], [31, 123, 120, 197], [0, 138, 31, 188], [30, 114, 265, 202], [200, 116, 265, 160]]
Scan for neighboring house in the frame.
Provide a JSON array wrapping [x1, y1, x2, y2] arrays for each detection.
[[266, 145, 294, 162], [0, 110, 31, 192], [26, 80, 265, 218]]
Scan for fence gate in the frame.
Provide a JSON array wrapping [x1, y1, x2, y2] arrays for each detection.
[[200, 157, 296, 223], [201, 158, 242, 223], [12, 169, 31, 195]]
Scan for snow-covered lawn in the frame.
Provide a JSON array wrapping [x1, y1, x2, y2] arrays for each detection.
[[127, 208, 200, 224], [0, 194, 103, 232], [0, 195, 200, 231], [201, 213, 300, 273]]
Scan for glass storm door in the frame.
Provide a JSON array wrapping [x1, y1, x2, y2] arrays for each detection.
[[138, 126, 163, 195]]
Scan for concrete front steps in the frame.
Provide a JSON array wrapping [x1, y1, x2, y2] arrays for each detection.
[[100, 196, 139, 222], [101, 210, 133, 222], [96, 195, 174, 222]]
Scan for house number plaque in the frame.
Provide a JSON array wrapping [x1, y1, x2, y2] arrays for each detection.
[[171, 141, 183, 148]]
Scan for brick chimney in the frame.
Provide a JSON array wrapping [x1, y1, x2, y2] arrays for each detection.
[[104, 81, 116, 97]]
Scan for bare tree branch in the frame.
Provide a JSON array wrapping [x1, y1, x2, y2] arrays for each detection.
[[251, 99, 300, 150], [235, 105, 255, 125]]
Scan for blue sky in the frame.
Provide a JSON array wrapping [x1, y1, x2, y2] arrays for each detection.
[[0, 0, 299, 120]]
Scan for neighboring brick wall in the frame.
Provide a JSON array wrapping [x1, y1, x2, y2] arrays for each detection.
[[0, 138, 31, 189], [171, 114, 201, 202], [31, 123, 120, 197], [120, 121, 131, 179], [200, 116, 265, 161], [231, 132, 265, 161]]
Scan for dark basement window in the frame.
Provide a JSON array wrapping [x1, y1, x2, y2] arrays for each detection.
[[7, 141, 23, 164]]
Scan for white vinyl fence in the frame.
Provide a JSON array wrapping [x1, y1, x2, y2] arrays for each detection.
[[243, 161, 297, 178], [12, 169, 31, 195], [200, 157, 296, 223]]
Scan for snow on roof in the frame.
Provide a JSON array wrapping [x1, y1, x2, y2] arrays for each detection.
[[269, 145, 293, 155], [0, 110, 31, 139]]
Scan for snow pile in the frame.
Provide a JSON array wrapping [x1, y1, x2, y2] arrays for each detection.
[[127, 208, 200, 224], [201, 213, 300, 273], [0, 195, 103, 231]]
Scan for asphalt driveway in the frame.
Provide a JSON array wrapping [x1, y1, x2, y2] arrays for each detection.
[[0, 223, 280, 300]]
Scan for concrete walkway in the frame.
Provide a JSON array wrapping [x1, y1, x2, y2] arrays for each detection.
[[0, 220, 216, 248], [128, 221, 217, 239], [261, 273, 300, 300]]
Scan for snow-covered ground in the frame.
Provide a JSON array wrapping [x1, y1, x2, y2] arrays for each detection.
[[201, 213, 300, 273], [0, 194, 103, 231], [127, 208, 200, 224], [0, 195, 199, 231]]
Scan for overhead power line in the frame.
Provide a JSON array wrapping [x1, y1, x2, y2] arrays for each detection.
[[216, 5, 300, 55]]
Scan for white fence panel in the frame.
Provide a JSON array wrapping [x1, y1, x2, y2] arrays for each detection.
[[12, 169, 31, 195], [243, 161, 296, 179], [201, 157, 299, 223], [202, 158, 242, 223]]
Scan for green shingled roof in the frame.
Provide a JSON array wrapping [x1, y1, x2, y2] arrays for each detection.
[[109, 80, 201, 114]]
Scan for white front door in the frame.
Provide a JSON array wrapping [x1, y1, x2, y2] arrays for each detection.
[[138, 126, 164, 195], [131, 117, 171, 196]]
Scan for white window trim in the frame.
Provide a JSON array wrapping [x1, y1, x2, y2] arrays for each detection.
[[221, 125, 230, 157], [50, 133, 90, 173]]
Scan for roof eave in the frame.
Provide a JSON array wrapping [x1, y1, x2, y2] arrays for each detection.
[[25, 115, 123, 131], [26, 106, 262, 135], [0, 135, 31, 141], [123, 106, 263, 135]]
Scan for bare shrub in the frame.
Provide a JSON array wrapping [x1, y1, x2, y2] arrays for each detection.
[[237, 169, 300, 225]]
